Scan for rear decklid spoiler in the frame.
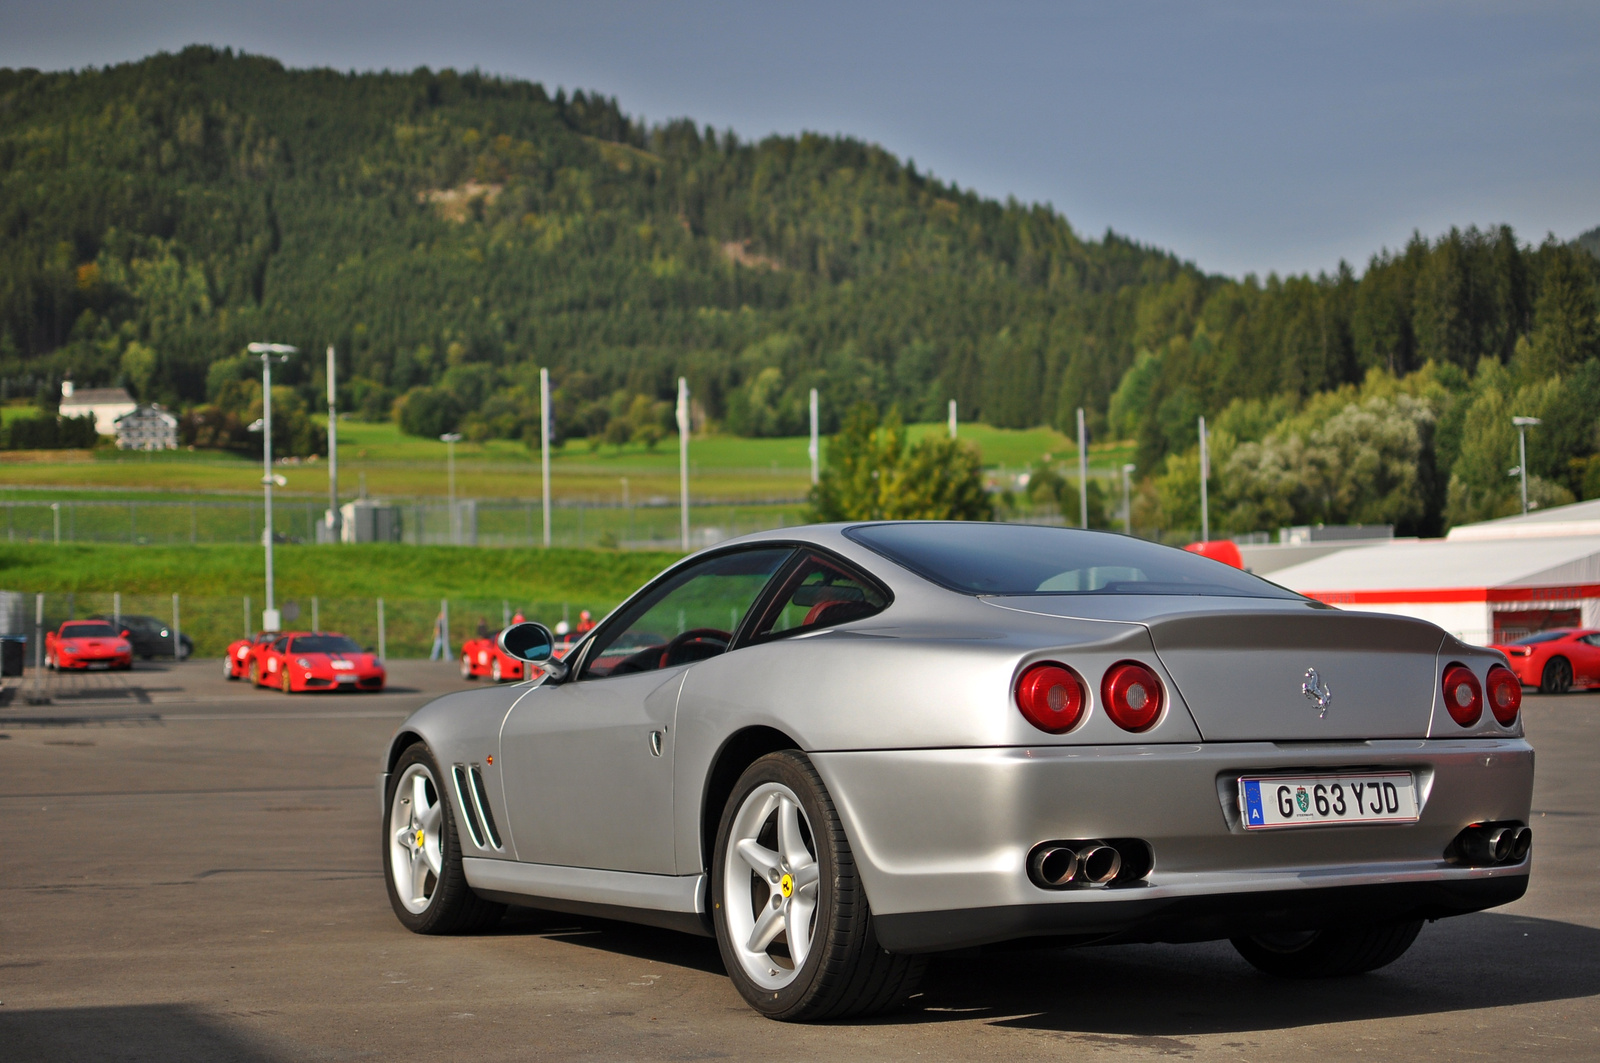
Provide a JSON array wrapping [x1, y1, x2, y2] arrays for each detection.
[[982, 595, 1445, 741]]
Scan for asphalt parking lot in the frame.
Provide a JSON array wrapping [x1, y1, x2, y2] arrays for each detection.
[[2, 661, 1597, 1062]]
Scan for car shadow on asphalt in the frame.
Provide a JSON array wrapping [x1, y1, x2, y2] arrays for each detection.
[[488, 907, 1600, 1031], [901, 911, 1600, 1033], [493, 905, 727, 976], [0, 1003, 281, 1063]]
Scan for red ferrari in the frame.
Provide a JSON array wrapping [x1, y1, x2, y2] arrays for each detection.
[[224, 630, 281, 681], [460, 629, 530, 683], [1489, 628, 1600, 694], [44, 619, 133, 671], [252, 631, 386, 693], [460, 627, 581, 683]]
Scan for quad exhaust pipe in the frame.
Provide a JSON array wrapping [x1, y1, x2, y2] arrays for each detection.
[[1027, 839, 1151, 889]]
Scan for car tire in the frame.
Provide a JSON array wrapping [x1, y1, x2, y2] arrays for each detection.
[[460, 654, 475, 680], [224, 656, 238, 681], [491, 657, 503, 683], [248, 660, 261, 686], [1541, 657, 1573, 695], [384, 742, 505, 934], [710, 750, 925, 1022], [281, 669, 293, 694], [1231, 920, 1424, 978]]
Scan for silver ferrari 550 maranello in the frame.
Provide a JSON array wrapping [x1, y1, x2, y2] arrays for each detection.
[[379, 521, 1533, 1021]]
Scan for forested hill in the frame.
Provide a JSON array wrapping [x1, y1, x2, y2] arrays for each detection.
[[0, 46, 1184, 434], [3, 47, 1598, 534]]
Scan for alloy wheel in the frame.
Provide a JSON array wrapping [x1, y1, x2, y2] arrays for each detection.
[[721, 781, 821, 991], [388, 762, 445, 914]]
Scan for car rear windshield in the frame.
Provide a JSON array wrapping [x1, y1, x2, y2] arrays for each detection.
[[62, 622, 118, 638], [1510, 631, 1569, 645], [292, 635, 363, 654], [844, 522, 1301, 599]]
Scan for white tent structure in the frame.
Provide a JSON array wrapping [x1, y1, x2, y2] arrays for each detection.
[[1268, 499, 1600, 646]]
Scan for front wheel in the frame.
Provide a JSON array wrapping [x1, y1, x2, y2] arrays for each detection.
[[491, 657, 503, 682], [280, 668, 293, 694], [460, 653, 475, 680], [384, 743, 504, 934], [224, 656, 238, 680], [1541, 657, 1573, 695], [1232, 920, 1423, 978], [711, 750, 924, 1021]]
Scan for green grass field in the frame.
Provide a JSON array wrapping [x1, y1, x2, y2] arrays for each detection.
[[0, 420, 1136, 502]]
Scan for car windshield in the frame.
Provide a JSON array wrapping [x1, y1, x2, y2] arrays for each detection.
[[845, 522, 1300, 599], [1511, 631, 1570, 645], [62, 622, 118, 638], [292, 635, 363, 654]]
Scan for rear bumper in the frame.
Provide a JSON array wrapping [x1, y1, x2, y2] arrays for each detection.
[[811, 738, 1534, 951], [875, 874, 1528, 952]]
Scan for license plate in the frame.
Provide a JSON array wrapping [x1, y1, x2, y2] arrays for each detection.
[[87, 661, 110, 670], [337, 675, 356, 683], [1239, 772, 1418, 830]]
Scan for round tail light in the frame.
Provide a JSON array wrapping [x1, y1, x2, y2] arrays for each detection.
[[1486, 665, 1522, 726], [1015, 662, 1086, 734], [1442, 663, 1482, 727], [1102, 661, 1163, 732]]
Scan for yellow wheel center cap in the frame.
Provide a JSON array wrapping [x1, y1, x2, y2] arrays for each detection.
[[779, 873, 793, 898], [415, 829, 426, 849]]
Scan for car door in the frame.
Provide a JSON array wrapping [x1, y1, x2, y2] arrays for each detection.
[[499, 546, 794, 873], [1575, 633, 1600, 685]]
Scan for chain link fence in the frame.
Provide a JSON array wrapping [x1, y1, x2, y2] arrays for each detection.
[[0, 498, 805, 549]]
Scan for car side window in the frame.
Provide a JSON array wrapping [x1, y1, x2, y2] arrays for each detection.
[[1582, 634, 1600, 646], [579, 547, 794, 680], [272, 637, 289, 653], [749, 552, 889, 643]]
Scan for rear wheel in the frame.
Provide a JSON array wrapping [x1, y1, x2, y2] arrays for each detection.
[[711, 750, 924, 1021], [1232, 920, 1423, 977], [1541, 657, 1573, 695], [384, 743, 504, 934]]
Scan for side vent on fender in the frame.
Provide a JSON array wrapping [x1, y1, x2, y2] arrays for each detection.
[[451, 764, 487, 849], [468, 765, 504, 850]]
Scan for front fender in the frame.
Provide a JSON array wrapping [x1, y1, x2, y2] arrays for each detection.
[[380, 684, 535, 858]]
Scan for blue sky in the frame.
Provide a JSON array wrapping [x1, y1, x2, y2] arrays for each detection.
[[3, 0, 1595, 278]]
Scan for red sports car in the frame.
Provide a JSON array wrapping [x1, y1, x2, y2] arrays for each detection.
[[253, 632, 386, 693], [224, 630, 281, 681], [44, 620, 133, 671], [1489, 628, 1600, 694], [460, 628, 582, 682]]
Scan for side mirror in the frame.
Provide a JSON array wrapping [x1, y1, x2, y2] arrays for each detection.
[[121, 630, 131, 639], [498, 621, 568, 681]]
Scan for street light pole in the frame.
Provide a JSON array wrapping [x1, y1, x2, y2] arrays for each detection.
[[440, 432, 463, 544], [1076, 408, 1088, 529], [1122, 463, 1136, 535], [1513, 416, 1542, 514], [326, 346, 340, 544], [808, 388, 819, 486], [678, 377, 690, 551], [540, 367, 552, 548], [248, 343, 296, 631], [1198, 415, 1211, 542]]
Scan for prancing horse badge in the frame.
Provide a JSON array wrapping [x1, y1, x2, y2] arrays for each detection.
[[1302, 667, 1333, 718]]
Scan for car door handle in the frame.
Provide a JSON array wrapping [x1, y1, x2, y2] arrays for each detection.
[[648, 730, 664, 757]]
